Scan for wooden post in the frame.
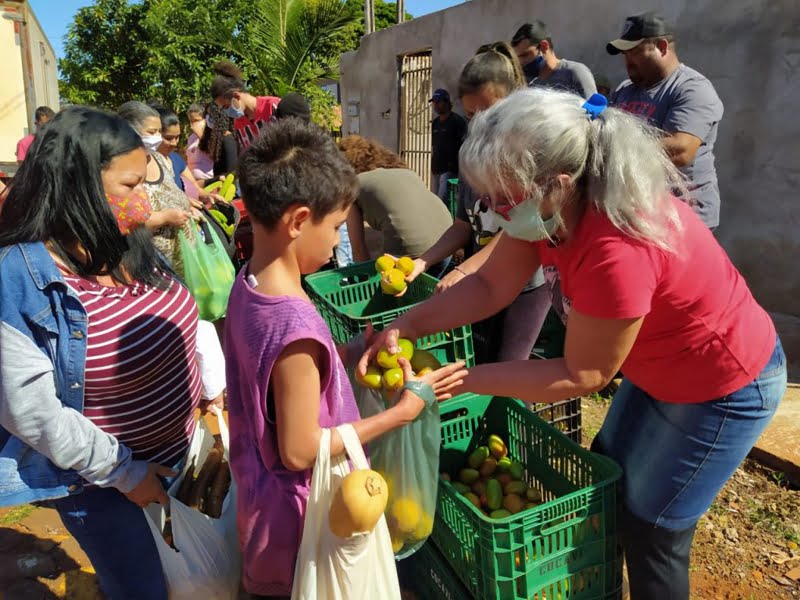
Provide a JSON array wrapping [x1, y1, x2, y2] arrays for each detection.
[[397, 0, 405, 24], [364, 0, 374, 34]]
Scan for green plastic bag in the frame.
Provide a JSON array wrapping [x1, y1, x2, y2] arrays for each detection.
[[179, 220, 235, 321]]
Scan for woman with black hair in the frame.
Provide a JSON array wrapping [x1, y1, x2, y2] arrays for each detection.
[[0, 107, 213, 599], [200, 101, 239, 180], [118, 101, 199, 279], [210, 60, 280, 151]]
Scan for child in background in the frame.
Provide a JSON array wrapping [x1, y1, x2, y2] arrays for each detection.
[[225, 118, 467, 599]]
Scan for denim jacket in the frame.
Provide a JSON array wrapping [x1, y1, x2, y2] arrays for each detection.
[[0, 243, 146, 506]]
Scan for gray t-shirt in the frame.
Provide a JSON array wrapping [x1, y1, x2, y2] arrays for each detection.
[[530, 59, 597, 99], [611, 64, 724, 228], [456, 181, 545, 290]]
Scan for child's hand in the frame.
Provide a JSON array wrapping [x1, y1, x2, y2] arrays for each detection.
[[394, 358, 468, 422]]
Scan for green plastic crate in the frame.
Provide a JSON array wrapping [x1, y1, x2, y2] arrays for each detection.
[[304, 260, 452, 340], [447, 178, 460, 220], [433, 395, 623, 600], [398, 540, 473, 600]]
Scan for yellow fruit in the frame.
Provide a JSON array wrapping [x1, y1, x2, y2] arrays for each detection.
[[391, 534, 404, 553], [380, 268, 407, 295], [396, 256, 415, 276], [413, 512, 433, 540], [376, 338, 414, 369], [389, 497, 421, 534], [416, 367, 433, 377], [358, 365, 383, 390], [410, 349, 442, 372], [375, 255, 396, 273], [382, 367, 404, 391], [488, 435, 508, 459], [328, 470, 389, 538]]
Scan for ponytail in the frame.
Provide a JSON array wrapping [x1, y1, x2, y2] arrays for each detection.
[[210, 60, 246, 100], [458, 42, 525, 98]]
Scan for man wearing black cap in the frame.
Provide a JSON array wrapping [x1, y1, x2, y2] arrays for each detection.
[[608, 11, 724, 229], [511, 21, 596, 99], [274, 92, 311, 122], [430, 88, 467, 202]]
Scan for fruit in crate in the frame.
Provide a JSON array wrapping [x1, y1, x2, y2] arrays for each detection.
[[395, 256, 415, 276], [382, 367, 405, 392], [467, 446, 490, 469], [329, 469, 389, 538], [358, 366, 383, 390], [380, 268, 407, 296], [376, 338, 414, 369], [488, 434, 508, 459], [410, 349, 442, 372], [375, 254, 396, 273]]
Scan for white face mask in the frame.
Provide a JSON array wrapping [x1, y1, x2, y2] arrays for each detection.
[[500, 198, 560, 242], [141, 133, 163, 154]]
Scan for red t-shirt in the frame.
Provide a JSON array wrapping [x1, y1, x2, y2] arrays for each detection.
[[15, 134, 35, 162], [534, 198, 775, 403], [233, 96, 280, 150]]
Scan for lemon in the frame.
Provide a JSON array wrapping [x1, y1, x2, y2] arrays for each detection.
[[375, 255, 396, 273], [389, 497, 421, 534]]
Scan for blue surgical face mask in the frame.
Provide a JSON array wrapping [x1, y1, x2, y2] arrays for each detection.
[[225, 100, 245, 120], [499, 198, 559, 242]]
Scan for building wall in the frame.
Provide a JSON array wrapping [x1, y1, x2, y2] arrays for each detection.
[[26, 6, 59, 112], [340, 0, 800, 372]]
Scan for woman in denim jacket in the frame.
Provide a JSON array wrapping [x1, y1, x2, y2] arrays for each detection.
[[0, 107, 214, 599]]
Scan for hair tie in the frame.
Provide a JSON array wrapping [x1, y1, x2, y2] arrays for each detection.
[[582, 93, 608, 120]]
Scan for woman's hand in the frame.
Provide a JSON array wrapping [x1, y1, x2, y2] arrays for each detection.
[[357, 320, 413, 378], [162, 208, 191, 228], [406, 258, 427, 283], [200, 391, 225, 415], [393, 358, 468, 421], [435, 267, 465, 294], [188, 195, 205, 211], [124, 463, 177, 507]]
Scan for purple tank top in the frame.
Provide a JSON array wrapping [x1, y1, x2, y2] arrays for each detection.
[[225, 271, 361, 596]]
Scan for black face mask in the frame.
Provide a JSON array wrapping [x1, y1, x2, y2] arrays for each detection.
[[522, 55, 545, 81]]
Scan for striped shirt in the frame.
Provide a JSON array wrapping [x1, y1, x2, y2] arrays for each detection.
[[60, 270, 202, 467]]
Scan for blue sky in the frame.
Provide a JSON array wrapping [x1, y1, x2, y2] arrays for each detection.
[[29, 0, 464, 60]]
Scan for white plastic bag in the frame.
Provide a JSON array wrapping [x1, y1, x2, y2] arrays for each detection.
[[144, 408, 240, 600], [291, 424, 401, 600]]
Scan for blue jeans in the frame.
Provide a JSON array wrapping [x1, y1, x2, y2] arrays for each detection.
[[432, 171, 457, 204], [335, 222, 353, 267], [593, 337, 786, 598], [52, 486, 168, 600]]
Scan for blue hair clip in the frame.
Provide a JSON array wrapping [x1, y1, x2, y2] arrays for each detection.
[[582, 93, 608, 120]]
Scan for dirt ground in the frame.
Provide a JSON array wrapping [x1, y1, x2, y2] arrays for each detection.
[[0, 398, 797, 599]]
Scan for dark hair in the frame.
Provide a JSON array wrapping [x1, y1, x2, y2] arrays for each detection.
[[210, 61, 246, 100], [187, 103, 205, 117], [275, 93, 311, 123], [118, 101, 160, 134], [511, 21, 554, 50], [35, 106, 55, 123], [238, 118, 357, 229], [338, 135, 408, 173], [458, 42, 525, 98], [199, 101, 234, 162], [0, 107, 170, 288], [150, 104, 180, 130]]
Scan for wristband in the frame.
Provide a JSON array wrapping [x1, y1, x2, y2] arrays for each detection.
[[402, 380, 436, 408], [453, 266, 467, 276]]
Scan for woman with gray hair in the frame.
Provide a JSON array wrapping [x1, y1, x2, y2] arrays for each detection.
[[361, 88, 786, 598], [118, 101, 198, 279]]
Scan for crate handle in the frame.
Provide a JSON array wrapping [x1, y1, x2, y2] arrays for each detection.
[[539, 508, 589, 536], [439, 407, 468, 423]]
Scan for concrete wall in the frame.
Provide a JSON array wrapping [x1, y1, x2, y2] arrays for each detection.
[[26, 6, 59, 112], [340, 0, 800, 373]]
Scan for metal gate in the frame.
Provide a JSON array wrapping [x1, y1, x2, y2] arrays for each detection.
[[398, 52, 432, 188]]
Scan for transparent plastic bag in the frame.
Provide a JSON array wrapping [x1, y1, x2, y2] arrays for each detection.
[[368, 390, 440, 558]]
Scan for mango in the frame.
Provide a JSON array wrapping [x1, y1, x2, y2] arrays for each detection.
[[488, 434, 507, 459], [376, 338, 415, 369], [396, 256, 415, 276], [413, 512, 433, 540], [526, 502, 539, 510], [490, 509, 512, 519], [526, 487, 542, 503], [496, 457, 513, 473], [468, 446, 490, 469], [451, 482, 471, 495], [464, 492, 481, 509], [389, 497, 421, 534], [479, 458, 498, 478], [496, 473, 512, 487], [440, 472, 451, 482], [380, 268, 407, 295], [471, 481, 486, 496], [504, 481, 527, 497], [358, 365, 383, 390], [391, 535, 404, 553], [375, 254, 396, 273], [509, 461, 524, 481], [503, 494, 525, 515], [382, 368, 404, 392], [410, 349, 442, 372], [458, 468, 480, 485], [416, 367, 433, 377], [486, 478, 503, 511]]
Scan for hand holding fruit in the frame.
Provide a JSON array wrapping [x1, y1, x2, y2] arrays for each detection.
[[375, 254, 417, 297], [357, 322, 407, 379]]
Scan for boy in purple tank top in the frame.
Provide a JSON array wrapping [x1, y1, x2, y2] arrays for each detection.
[[227, 119, 467, 598]]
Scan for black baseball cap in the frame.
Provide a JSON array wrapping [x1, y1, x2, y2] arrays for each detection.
[[511, 21, 551, 46], [275, 92, 311, 122], [606, 12, 673, 55], [429, 89, 451, 103]]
